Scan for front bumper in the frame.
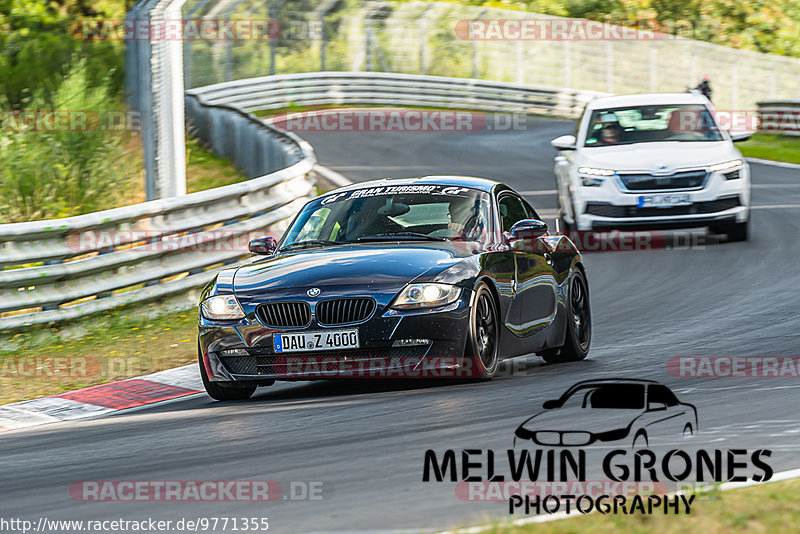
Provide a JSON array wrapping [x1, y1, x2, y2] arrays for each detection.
[[571, 167, 751, 231], [199, 289, 473, 381]]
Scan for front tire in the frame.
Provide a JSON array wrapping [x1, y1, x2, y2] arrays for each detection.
[[199, 349, 257, 401], [724, 221, 748, 242], [539, 269, 591, 364], [465, 283, 500, 380], [557, 209, 574, 234]]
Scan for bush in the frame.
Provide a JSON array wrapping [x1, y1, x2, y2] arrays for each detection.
[[0, 60, 138, 222]]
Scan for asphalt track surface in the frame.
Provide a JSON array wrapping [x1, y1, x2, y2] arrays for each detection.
[[3, 116, 800, 533]]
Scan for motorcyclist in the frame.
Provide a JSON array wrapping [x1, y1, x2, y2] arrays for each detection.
[[695, 75, 712, 101]]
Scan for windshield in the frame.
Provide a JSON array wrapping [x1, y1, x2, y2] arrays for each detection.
[[584, 104, 724, 146], [281, 185, 492, 249], [559, 384, 645, 409]]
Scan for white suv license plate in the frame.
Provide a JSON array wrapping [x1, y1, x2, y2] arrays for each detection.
[[637, 193, 691, 208], [274, 329, 359, 353]]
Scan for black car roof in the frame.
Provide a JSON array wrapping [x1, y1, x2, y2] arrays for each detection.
[[321, 175, 504, 196]]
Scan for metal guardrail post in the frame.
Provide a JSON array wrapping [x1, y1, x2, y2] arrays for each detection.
[[316, 0, 341, 71], [127, 0, 187, 200], [269, 0, 289, 75], [470, 9, 487, 79]]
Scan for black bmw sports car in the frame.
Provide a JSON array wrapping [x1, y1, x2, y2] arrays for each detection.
[[198, 176, 591, 400]]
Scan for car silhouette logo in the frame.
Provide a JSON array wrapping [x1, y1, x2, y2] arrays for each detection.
[[307, 288, 321, 297], [514, 378, 697, 448]]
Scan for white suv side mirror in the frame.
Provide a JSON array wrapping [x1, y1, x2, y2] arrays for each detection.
[[551, 134, 577, 151]]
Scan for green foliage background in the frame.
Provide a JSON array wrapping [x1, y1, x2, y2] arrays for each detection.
[[394, 0, 800, 58], [1, 0, 799, 222], [0, 0, 135, 223]]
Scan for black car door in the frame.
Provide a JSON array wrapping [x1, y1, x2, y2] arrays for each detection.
[[497, 193, 558, 336]]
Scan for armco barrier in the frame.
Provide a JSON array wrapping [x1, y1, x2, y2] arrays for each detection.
[[757, 100, 800, 136], [0, 92, 317, 331], [186, 71, 604, 119], [1, 72, 599, 331]]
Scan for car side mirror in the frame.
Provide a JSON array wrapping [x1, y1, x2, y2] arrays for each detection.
[[730, 131, 754, 143], [505, 219, 548, 252], [551, 134, 577, 151], [647, 401, 667, 412], [249, 236, 278, 255], [542, 399, 560, 409]]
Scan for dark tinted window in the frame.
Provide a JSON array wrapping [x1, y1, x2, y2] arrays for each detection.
[[521, 198, 540, 220], [648, 385, 679, 406], [498, 195, 528, 232], [562, 384, 646, 409]]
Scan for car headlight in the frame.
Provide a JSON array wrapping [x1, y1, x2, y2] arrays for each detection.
[[578, 167, 615, 186], [391, 283, 462, 310], [581, 176, 605, 187], [578, 167, 616, 176], [708, 159, 743, 172], [201, 295, 246, 320]]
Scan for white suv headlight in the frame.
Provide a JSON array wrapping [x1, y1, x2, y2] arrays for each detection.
[[708, 159, 743, 172], [578, 167, 615, 187], [201, 295, 246, 320], [391, 283, 462, 310], [578, 167, 616, 176]]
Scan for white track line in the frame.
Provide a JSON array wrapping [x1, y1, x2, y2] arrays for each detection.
[[438, 467, 800, 533], [746, 157, 800, 170]]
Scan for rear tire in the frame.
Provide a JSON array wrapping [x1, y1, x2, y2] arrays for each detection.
[[199, 349, 257, 401], [465, 283, 500, 380], [539, 269, 591, 364]]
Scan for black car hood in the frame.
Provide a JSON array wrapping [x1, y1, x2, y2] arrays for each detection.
[[233, 242, 474, 295]]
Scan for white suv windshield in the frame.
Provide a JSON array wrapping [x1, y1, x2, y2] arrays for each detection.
[[584, 104, 724, 147]]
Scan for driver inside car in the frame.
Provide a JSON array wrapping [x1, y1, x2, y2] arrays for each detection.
[[447, 197, 485, 241], [597, 113, 624, 145]]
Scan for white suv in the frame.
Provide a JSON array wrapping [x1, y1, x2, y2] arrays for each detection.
[[551, 93, 751, 241]]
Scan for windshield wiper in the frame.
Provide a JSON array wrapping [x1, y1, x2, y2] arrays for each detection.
[[279, 240, 347, 251], [357, 232, 447, 242]]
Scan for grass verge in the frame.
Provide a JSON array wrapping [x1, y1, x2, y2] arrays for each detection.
[[186, 136, 246, 193], [480, 479, 800, 533], [738, 133, 800, 165], [0, 305, 199, 405]]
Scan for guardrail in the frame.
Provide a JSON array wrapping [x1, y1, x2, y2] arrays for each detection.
[[187, 71, 605, 119], [2, 71, 598, 331], [757, 100, 800, 136], [0, 91, 317, 331]]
